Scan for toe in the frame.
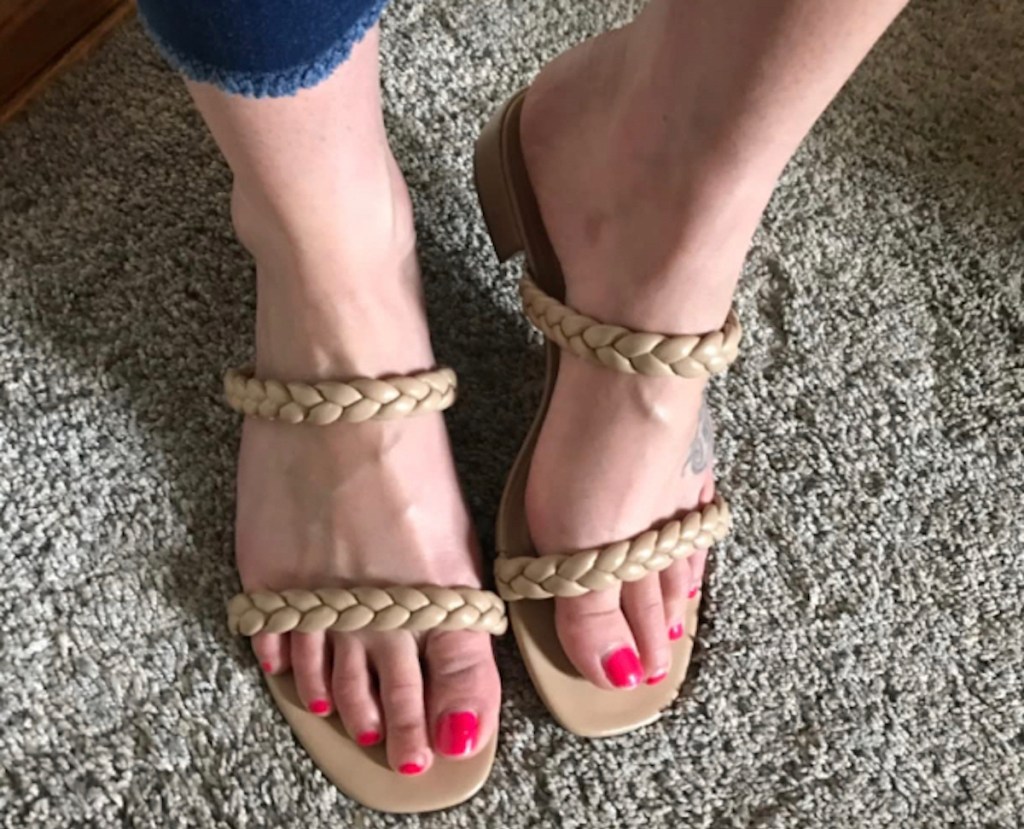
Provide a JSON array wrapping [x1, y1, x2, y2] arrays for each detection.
[[424, 631, 500, 759], [621, 573, 670, 684], [555, 588, 643, 690], [290, 632, 333, 716], [689, 474, 714, 596], [370, 634, 431, 775], [660, 559, 691, 640], [688, 549, 708, 598], [330, 634, 382, 747], [252, 632, 290, 676]]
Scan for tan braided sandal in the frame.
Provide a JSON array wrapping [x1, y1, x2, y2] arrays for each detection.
[[473, 91, 740, 738], [223, 365, 506, 813]]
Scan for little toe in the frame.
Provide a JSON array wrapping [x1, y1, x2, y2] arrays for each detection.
[[555, 588, 643, 690], [688, 549, 708, 598], [369, 634, 431, 775], [330, 633, 382, 747], [621, 573, 671, 684], [252, 631, 290, 676], [425, 631, 500, 759], [290, 631, 333, 716]]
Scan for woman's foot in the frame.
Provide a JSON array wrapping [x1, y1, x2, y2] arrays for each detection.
[[517, 10, 774, 690], [231, 150, 499, 775]]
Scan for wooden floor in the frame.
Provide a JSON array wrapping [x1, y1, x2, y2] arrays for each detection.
[[0, 0, 132, 124]]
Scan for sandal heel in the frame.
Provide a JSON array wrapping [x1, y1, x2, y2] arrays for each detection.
[[473, 97, 526, 263]]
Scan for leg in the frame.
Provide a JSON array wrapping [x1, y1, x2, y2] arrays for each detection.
[[520, 0, 908, 687], [155, 25, 499, 771]]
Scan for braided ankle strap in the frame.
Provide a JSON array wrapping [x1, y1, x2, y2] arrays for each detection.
[[520, 276, 741, 378], [495, 496, 730, 601], [228, 585, 507, 636], [223, 366, 457, 424]]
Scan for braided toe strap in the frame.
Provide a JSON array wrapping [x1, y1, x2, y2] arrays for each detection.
[[227, 585, 507, 636], [496, 496, 730, 601], [223, 366, 457, 424], [520, 276, 741, 378]]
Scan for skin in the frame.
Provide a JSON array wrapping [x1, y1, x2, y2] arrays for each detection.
[[520, 0, 908, 688], [182, 0, 908, 771], [685, 401, 715, 477]]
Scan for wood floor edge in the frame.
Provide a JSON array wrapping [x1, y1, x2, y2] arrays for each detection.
[[0, 1, 135, 126]]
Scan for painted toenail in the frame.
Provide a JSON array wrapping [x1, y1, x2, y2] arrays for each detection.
[[356, 730, 381, 747], [308, 699, 331, 715], [399, 762, 425, 776], [668, 623, 684, 641], [687, 586, 700, 599], [436, 711, 479, 757], [646, 670, 668, 685], [260, 661, 273, 673], [602, 647, 642, 689]]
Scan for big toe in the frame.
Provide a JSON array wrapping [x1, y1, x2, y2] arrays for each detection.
[[555, 588, 644, 691], [425, 631, 500, 759]]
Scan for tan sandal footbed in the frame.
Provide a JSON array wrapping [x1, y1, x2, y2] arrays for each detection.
[[223, 365, 503, 813], [474, 90, 740, 738]]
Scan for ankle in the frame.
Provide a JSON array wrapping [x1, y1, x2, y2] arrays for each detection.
[[516, 18, 778, 328], [229, 162, 433, 380], [230, 150, 417, 282], [522, 35, 769, 333]]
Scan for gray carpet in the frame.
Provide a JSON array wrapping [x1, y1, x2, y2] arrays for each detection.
[[1, 0, 1022, 826]]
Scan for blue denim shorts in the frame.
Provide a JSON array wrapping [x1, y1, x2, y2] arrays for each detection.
[[137, 0, 390, 98]]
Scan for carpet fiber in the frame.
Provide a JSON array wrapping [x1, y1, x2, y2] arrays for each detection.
[[1, 1, 1022, 826]]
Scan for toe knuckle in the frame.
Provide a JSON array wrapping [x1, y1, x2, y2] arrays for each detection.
[[332, 674, 365, 699], [387, 716, 425, 740], [382, 680, 422, 709]]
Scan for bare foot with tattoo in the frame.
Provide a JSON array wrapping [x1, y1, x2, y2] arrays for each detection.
[[514, 0, 907, 691], [517, 17, 746, 691]]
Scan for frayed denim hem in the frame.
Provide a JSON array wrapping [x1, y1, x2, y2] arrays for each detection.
[[137, 0, 389, 98]]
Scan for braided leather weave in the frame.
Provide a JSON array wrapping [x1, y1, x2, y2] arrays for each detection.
[[520, 276, 742, 378], [496, 496, 730, 601], [223, 367, 457, 424], [228, 585, 507, 637]]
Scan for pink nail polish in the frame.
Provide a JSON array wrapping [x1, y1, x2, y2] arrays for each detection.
[[356, 730, 381, 747], [308, 699, 331, 715], [687, 586, 700, 599], [399, 762, 425, 776], [646, 670, 668, 686], [668, 623, 685, 641], [436, 711, 479, 757], [602, 647, 642, 689], [260, 661, 273, 673]]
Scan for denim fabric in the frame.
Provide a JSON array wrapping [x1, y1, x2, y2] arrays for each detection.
[[137, 0, 390, 97]]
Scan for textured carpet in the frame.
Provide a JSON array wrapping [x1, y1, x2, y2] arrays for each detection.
[[1, 1, 1022, 826]]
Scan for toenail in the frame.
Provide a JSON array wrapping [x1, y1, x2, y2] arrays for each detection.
[[436, 711, 479, 757], [308, 699, 331, 715], [602, 647, 642, 689], [687, 586, 700, 599], [399, 762, 425, 776], [260, 661, 273, 673], [668, 623, 685, 641], [646, 670, 668, 686], [356, 730, 382, 747]]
